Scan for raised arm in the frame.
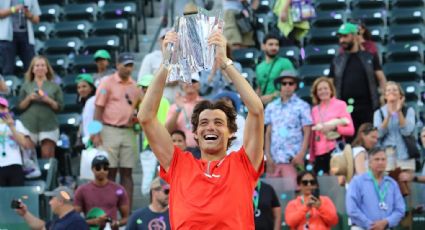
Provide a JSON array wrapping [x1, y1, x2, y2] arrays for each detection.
[[208, 31, 264, 169], [137, 32, 176, 171]]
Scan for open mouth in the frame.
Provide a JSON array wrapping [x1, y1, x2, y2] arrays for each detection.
[[204, 134, 218, 141]]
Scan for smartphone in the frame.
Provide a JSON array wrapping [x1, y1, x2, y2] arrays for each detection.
[[11, 199, 22, 209], [312, 188, 320, 198]]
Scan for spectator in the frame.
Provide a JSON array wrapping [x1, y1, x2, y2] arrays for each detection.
[[373, 81, 416, 196], [18, 56, 63, 158], [92, 52, 141, 208], [75, 74, 96, 142], [171, 129, 186, 151], [0, 97, 30, 186], [138, 30, 264, 228], [346, 147, 405, 230], [212, 90, 245, 154], [310, 77, 354, 174], [400, 126, 425, 184], [222, 0, 259, 49], [93, 49, 114, 86], [15, 186, 89, 230], [350, 123, 379, 175], [253, 180, 281, 230], [199, 45, 242, 97], [165, 73, 203, 156], [265, 70, 312, 184], [0, 0, 40, 75], [126, 177, 170, 230], [256, 34, 295, 105], [329, 22, 386, 137], [74, 155, 129, 229], [273, 0, 310, 46], [339, 21, 378, 56], [285, 171, 338, 229]]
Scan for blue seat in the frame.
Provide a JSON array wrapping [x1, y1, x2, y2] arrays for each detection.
[[385, 42, 424, 63], [71, 55, 97, 74], [43, 37, 82, 55], [278, 46, 300, 68], [232, 48, 261, 69], [388, 24, 425, 42], [351, 8, 387, 26], [46, 55, 71, 76], [306, 26, 339, 45], [314, 0, 347, 11], [304, 44, 339, 65], [34, 22, 54, 41], [39, 4, 63, 23], [390, 8, 425, 25], [311, 10, 346, 28], [54, 20, 92, 39], [383, 61, 423, 81], [63, 3, 98, 22], [299, 64, 330, 85]]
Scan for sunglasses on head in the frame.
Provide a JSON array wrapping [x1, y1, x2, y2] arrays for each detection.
[[94, 164, 109, 171], [281, 81, 295, 86], [301, 179, 317, 186]]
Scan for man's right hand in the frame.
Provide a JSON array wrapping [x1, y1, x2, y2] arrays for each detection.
[[26, 93, 39, 102], [15, 202, 28, 217], [161, 31, 178, 61], [91, 134, 102, 147]]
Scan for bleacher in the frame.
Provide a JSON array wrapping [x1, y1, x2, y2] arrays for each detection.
[[2, 0, 425, 229]]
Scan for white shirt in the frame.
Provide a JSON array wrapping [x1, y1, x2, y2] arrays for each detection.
[[0, 120, 29, 167], [82, 96, 96, 140], [227, 114, 245, 154], [137, 50, 163, 81], [352, 146, 368, 174]]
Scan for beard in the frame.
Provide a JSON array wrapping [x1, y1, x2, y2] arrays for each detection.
[[265, 50, 278, 58], [340, 41, 354, 51]]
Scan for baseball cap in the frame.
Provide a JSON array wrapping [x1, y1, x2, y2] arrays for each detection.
[[337, 22, 358, 35], [118, 52, 135, 65], [45, 186, 74, 203], [150, 177, 169, 190], [75, 73, 94, 85], [93, 49, 111, 61], [137, 74, 154, 87], [91, 155, 109, 167], [0, 97, 9, 108]]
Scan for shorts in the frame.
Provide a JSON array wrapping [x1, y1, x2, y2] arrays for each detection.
[[0, 164, 24, 186], [101, 125, 137, 168], [314, 151, 332, 174], [29, 129, 60, 144], [223, 10, 255, 47]]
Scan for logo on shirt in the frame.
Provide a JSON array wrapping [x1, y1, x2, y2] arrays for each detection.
[[148, 217, 167, 230]]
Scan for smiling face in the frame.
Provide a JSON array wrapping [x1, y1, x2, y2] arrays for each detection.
[[316, 81, 332, 102], [32, 58, 48, 78], [194, 109, 230, 156], [384, 83, 402, 103], [77, 81, 94, 99]]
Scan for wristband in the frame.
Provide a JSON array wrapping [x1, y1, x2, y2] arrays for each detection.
[[11, 6, 16, 14]]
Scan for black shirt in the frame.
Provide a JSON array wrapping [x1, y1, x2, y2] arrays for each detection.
[[254, 182, 281, 230], [46, 210, 88, 230]]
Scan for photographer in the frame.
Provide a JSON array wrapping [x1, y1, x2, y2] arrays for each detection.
[[15, 186, 88, 230]]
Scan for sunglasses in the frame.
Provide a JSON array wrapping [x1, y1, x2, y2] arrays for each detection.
[[301, 179, 317, 186], [281, 81, 295, 86], [125, 93, 132, 106], [94, 164, 109, 171], [155, 187, 170, 195]]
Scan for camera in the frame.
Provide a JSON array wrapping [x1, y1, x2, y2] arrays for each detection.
[[11, 199, 22, 209]]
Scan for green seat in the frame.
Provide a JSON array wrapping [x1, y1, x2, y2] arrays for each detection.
[[314, 0, 347, 11], [368, 25, 387, 43], [25, 158, 58, 191], [391, 8, 425, 25], [71, 55, 97, 74], [54, 20, 92, 39], [279, 46, 300, 68], [311, 10, 346, 28], [304, 44, 339, 65], [46, 54, 70, 76], [34, 22, 54, 41], [297, 84, 312, 104], [389, 24, 425, 42], [63, 3, 98, 22], [399, 81, 420, 101], [0, 186, 42, 230], [4, 75, 22, 96], [391, 0, 424, 8], [383, 61, 423, 82], [43, 37, 82, 56], [241, 67, 255, 87], [61, 93, 80, 114], [61, 74, 78, 94], [232, 48, 261, 69], [385, 42, 424, 63], [350, 0, 388, 9], [306, 26, 339, 45], [299, 64, 330, 85], [82, 36, 121, 56], [92, 19, 129, 51], [351, 8, 387, 26], [40, 4, 63, 23]]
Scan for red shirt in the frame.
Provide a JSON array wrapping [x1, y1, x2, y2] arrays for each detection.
[[160, 146, 264, 229]]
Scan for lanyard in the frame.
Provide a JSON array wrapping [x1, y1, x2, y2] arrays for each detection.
[[300, 195, 311, 221], [368, 170, 388, 204], [0, 124, 8, 157], [317, 101, 329, 123], [253, 180, 261, 210]]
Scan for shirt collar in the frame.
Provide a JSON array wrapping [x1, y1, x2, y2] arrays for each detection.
[[112, 72, 135, 84], [279, 94, 298, 105]]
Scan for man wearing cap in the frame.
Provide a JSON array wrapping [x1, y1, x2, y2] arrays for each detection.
[[92, 52, 142, 208], [264, 70, 312, 184], [74, 155, 130, 229], [346, 147, 405, 230], [256, 34, 295, 105], [126, 177, 170, 230], [16, 186, 89, 229], [137, 74, 170, 195], [0, 96, 31, 186], [329, 22, 386, 136], [93, 49, 115, 86]]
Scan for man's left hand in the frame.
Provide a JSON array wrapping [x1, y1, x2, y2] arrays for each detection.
[[371, 219, 388, 230], [207, 30, 227, 69]]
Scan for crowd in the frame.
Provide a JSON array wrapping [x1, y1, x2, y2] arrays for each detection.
[[0, 0, 424, 230]]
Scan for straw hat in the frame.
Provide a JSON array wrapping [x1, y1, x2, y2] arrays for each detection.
[[330, 144, 354, 183]]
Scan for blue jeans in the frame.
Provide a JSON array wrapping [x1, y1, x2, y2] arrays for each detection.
[[0, 32, 35, 75]]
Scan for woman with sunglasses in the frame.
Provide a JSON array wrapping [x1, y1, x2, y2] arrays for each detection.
[[310, 77, 354, 174], [285, 171, 338, 230]]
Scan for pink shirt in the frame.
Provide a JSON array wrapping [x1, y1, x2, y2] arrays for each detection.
[[310, 97, 354, 158], [95, 73, 141, 126], [166, 95, 203, 148]]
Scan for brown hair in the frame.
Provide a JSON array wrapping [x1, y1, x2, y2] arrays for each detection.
[[351, 122, 378, 148], [24, 55, 55, 82], [310, 77, 336, 105], [381, 81, 405, 105], [191, 100, 237, 149]]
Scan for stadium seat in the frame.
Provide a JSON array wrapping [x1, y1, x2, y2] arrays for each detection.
[[58, 113, 81, 133], [232, 48, 261, 69], [63, 3, 98, 22], [311, 10, 346, 28], [383, 61, 423, 82], [71, 55, 97, 74], [14, 58, 25, 76], [367, 25, 387, 43], [34, 22, 54, 41], [314, 0, 347, 11], [390, 8, 425, 25], [304, 44, 339, 65], [43, 37, 82, 55], [399, 81, 420, 101], [297, 84, 312, 104], [39, 0, 66, 5], [241, 67, 255, 87], [92, 19, 129, 51], [46, 55, 70, 76], [385, 42, 424, 63], [61, 74, 78, 94], [54, 20, 92, 39], [82, 36, 121, 58], [255, 13, 276, 34], [299, 64, 330, 85], [4, 75, 22, 96], [388, 24, 425, 42], [35, 39, 44, 54], [351, 0, 388, 9], [391, 0, 424, 8], [278, 46, 301, 68], [40, 4, 63, 23], [350, 8, 387, 26], [255, 0, 273, 14], [306, 26, 339, 45], [62, 93, 81, 113]]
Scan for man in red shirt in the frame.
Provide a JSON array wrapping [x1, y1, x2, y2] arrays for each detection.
[[138, 30, 264, 229]]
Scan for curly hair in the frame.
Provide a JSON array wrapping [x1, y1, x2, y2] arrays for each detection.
[[191, 100, 238, 149]]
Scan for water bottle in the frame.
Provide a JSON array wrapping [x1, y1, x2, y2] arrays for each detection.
[[59, 134, 70, 149], [18, 4, 27, 30]]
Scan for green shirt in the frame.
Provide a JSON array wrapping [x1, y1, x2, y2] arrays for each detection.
[[141, 97, 170, 150], [255, 57, 294, 95], [18, 80, 64, 133]]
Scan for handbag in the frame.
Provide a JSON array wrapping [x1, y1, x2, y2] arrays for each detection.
[[290, 0, 316, 23], [79, 147, 108, 180], [235, 1, 257, 34]]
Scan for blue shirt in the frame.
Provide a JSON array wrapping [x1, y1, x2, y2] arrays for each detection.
[[125, 207, 170, 230], [346, 173, 405, 229], [45, 210, 88, 230], [265, 95, 312, 163], [373, 105, 416, 160]]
